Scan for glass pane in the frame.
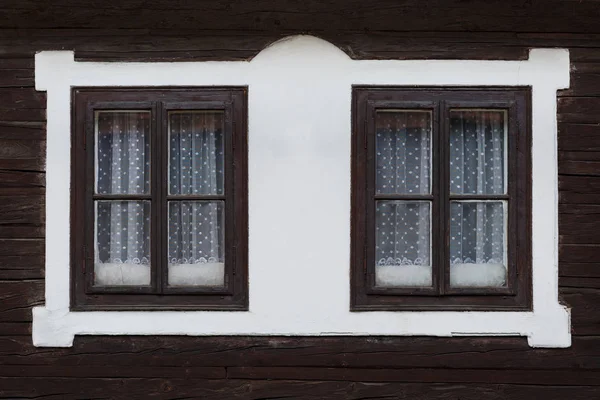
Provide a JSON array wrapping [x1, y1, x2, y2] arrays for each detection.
[[95, 111, 151, 195], [169, 111, 225, 195], [94, 200, 151, 286], [376, 110, 431, 195], [168, 201, 225, 287], [450, 110, 506, 195], [375, 201, 431, 287], [450, 201, 507, 288]]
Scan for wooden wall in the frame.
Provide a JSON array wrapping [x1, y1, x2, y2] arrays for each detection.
[[0, 1, 599, 398]]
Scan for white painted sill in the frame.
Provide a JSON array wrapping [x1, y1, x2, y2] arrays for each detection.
[[94, 262, 225, 287], [33, 35, 571, 348]]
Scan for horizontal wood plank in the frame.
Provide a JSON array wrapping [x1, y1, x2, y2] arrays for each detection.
[[1, 335, 600, 371], [0, 280, 43, 322], [560, 71, 600, 97], [558, 123, 600, 153], [0, 122, 45, 140], [560, 209, 600, 243], [0, 196, 43, 226], [1, 378, 597, 400], [0, 171, 44, 188], [0, 107, 45, 122], [0, 256, 43, 280], [0, 196, 44, 239], [0, 0, 599, 34], [559, 97, 600, 124], [561, 263, 600, 278], [561, 288, 600, 335], [0, 225, 44, 239], [0, 58, 33, 69], [0, 69, 33, 87], [0, 323, 30, 336], [227, 366, 600, 385], [0, 158, 45, 172], [560, 277, 600, 289], [0, 239, 43, 256], [0, 89, 44, 110], [559, 176, 600, 204], [0, 365, 226, 379], [560, 244, 600, 263], [5, 362, 228, 381]]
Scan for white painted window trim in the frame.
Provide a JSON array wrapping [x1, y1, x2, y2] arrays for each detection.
[[33, 35, 571, 348]]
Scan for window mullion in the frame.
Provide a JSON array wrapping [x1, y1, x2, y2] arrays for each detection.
[[154, 101, 165, 293], [431, 102, 441, 295], [438, 100, 449, 295]]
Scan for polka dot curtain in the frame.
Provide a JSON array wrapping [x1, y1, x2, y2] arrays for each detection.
[[374, 110, 506, 287], [449, 110, 506, 287], [95, 111, 152, 270], [93, 111, 225, 286], [375, 111, 432, 286], [167, 112, 224, 269]]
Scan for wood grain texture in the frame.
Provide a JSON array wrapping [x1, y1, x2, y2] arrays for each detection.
[[0, 1, 600, 397], [0, 378, 598, 400], [0, 0, 599, 34], [2, 335, 600, 370]]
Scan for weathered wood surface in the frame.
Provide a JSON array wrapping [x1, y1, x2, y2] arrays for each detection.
[[1, 379, 598, 400], [2, 334, 600, 370], [0, 1, 600, 398], [0, 0, 600, 34]]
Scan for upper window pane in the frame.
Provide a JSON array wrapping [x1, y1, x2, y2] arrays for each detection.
[[169, 111, 225, 195], [376, 111, 431, 195], [95, 111, 151, 195], [450, 110, 506, 195]]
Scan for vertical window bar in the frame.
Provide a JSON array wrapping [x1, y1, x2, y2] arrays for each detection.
[[154, 101, 164, 293], [439, 100, 449, 295], [432, 100, 442, 295]]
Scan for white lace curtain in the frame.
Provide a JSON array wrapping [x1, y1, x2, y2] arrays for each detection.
[[449, 111, 505, 267], [167, 112, 224, 267], [94, 111, 224, 286], [375, 111, 431, 267], [95, 111, 151, 268], [94, 109, 506, 288], [375, 110, 506, 287]]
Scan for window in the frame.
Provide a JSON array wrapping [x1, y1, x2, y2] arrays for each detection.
[[71, 88, 248, 310], [351, 87, 531, 310]]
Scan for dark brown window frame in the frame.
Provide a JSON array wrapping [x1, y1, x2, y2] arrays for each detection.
[[71, 87, 248, 311], [351, 87, 532, 311]]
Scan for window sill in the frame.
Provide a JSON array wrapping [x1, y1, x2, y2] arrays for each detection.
[[33, 306, 570, 348]]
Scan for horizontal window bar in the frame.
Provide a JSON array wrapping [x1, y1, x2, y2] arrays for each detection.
[[449, 194, 509, 200], [374, 194, 434, 200], [166, 195, 226, 201], [93, 194, 152, 200]]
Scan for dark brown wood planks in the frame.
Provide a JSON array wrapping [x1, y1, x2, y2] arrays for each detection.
[[0, 3, 599, 396]]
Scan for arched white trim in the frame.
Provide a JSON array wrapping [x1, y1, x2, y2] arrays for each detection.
[[34, 35, 570, 347]]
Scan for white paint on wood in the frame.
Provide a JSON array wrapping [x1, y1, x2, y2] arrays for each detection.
[[33, 35, 571, 348]]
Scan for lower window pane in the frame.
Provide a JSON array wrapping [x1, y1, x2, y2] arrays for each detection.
[[450, 201, 507, 288], [94, 200, 151, 286], [375, 201, 432, 287], [168, 201, 225, 287]]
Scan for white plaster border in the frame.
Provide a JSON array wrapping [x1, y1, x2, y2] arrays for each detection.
[[33, 35, 571, 347]]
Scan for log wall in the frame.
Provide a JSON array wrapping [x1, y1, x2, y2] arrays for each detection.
[[0, 1, 599, 398]]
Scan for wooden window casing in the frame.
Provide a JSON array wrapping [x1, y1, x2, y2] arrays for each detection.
[[71, 87, 248, 310], [351, 87, 532, 311]]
